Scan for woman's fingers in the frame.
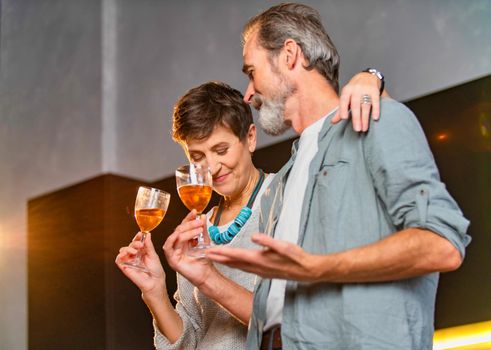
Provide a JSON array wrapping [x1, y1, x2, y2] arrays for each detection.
[[118, 245, 138, 256], [132, 231, 144, 241], [181, 209, 198, 223], [128, 240, 143, 250], [141, 232, 160, 258], [115, 246, 137, 266], [165, 215, 207, 248]]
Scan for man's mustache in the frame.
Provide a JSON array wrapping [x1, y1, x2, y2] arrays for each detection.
[[251, 94, 263, 111]]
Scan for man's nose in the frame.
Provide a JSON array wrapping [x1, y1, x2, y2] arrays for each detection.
[[243, 81, 255, 104]]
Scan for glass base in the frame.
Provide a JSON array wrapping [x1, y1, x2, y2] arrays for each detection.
[[187, 243, 211, 258], [123, 261, 151, 274]]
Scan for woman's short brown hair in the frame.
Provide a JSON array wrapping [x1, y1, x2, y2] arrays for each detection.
[[172, 81, 253, 144]]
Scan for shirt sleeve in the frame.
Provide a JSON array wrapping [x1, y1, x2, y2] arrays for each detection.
[[363, 99, 471, 258], [153, 274, 203, 350]]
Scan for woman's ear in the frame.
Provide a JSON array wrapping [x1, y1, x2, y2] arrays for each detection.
[[247, 124, 257, 153]]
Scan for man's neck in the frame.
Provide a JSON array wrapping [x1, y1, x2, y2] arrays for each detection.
[[287, 72, 339, 134]]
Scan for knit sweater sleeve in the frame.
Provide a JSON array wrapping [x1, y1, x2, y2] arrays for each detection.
[[153, 274, 204, 350]]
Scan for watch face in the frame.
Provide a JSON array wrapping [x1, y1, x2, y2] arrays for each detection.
[[369, 69, 384, 80], [363, 68, 385, 94]]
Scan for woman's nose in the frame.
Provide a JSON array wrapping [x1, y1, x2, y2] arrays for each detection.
[[206, 158, 220, 176]]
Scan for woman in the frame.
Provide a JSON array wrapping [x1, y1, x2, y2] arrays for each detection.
[[116, 77, 382, 349]]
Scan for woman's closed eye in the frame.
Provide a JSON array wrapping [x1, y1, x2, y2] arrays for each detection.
[[216, 147, 228, 156], [189, 153, 204, 162]]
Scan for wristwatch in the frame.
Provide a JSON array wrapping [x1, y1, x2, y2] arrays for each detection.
[[362, 68, 385, 95]]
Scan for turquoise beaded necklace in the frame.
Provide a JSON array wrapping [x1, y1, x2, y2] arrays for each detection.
[[208, 169, 265, 245]]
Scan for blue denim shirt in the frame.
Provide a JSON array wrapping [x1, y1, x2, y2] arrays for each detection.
[[246, 99, 471, 350]]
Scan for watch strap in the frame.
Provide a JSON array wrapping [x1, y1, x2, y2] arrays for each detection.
[[362, 68, 385, 95]]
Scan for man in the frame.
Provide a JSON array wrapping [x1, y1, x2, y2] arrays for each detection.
[[206, 3, 471, 350]]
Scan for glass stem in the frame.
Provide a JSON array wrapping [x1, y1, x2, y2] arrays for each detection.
[[195, 216, 204, 244], [134, 231, 148, 265]]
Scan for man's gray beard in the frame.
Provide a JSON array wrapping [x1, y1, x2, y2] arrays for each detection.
[[252, 94, 291, 136]]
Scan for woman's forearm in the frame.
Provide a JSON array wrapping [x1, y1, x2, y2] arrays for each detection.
[[142, 290, 183, 344], [198, 271, 253, 325]]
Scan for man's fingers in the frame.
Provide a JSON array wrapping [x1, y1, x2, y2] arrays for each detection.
[[360, 103, 372, 132], [204, 251, 233, 264], [250, 234, 290, 253], [350, 96, 362, 132], [331, 110, 341, 124], [338, 88, 351, 121], [371, 95, 381, 120], [206, 246, 258, 261]]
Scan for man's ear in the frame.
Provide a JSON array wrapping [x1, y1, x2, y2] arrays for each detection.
[[283, 38, 301, 70], [247, 124, 257, 153]]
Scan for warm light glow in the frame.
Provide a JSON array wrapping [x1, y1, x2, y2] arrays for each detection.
[[0, 224, 3, 251], [479, 113, 490, 138], [433, 321, 491, 350], [436, 132, 449, 142]]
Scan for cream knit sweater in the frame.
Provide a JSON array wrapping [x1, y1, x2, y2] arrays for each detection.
[[154, 175, 273, 350]]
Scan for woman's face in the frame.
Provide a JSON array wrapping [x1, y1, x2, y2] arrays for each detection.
[[184, 124, 257, 197]]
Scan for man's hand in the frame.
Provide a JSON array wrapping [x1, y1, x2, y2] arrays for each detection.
[[205, 233, 321, 282], [332, 72, 382, 132]]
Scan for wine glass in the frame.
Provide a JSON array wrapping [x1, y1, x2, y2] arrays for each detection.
[[123, 186, 170, 273], [175, 163, 213, 256]]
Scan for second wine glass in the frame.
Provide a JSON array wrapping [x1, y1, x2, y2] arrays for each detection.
[[176, 163, 213, 256], [124, 186, 170, 273]]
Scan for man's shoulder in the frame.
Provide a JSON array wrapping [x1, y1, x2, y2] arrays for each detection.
[[380, 98, 415, 121], [368, 98, 422, 135]]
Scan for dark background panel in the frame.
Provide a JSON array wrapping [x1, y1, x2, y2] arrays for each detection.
[[29, 176, 107, 350], [28, 175, 156, 350], [405, 76, 491, 328]]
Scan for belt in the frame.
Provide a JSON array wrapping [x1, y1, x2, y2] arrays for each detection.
[[260, 325, 282, 350]]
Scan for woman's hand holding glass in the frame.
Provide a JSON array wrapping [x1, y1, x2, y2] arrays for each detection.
[[122, 186, 170, 274], [163, 210, 217, 288], [115, 186, 170, 298], [115, 232, 166, 297]]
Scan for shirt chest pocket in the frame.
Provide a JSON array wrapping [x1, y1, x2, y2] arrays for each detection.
[[313, 159, 351, 232]]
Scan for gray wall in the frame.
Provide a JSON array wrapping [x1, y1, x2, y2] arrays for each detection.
[[0, 1, 102, 349], [1, 0, 490, 348]]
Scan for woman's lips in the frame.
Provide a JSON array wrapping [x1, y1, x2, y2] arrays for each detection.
[[213, 173, 229, 184]]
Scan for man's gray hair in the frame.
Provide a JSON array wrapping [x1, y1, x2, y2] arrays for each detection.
[[243, 3, 340, 93]]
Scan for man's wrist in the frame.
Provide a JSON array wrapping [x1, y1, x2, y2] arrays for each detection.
[[362, 68, 385, 95]]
